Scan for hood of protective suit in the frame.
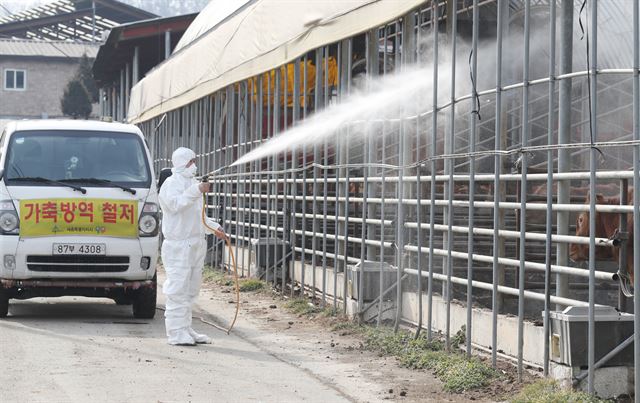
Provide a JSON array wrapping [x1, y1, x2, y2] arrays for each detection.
[[171, 147, 196, 176]]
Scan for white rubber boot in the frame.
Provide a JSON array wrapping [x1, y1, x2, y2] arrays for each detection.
[[167, 328, 196, 346], [188, 328, 212, 344]]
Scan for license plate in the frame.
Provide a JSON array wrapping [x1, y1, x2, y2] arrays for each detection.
[[52, 243, 106, 255]]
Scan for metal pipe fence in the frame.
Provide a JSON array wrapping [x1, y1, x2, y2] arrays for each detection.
[[137, 0, 640, 397]]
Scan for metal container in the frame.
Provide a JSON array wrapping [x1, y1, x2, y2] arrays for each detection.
[[546, 306, 634, 367], [250, 238, 291, 280], [347, 260, 397, 302]]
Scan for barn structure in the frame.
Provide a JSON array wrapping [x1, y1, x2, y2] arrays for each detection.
[[124, 0, 640, 397]]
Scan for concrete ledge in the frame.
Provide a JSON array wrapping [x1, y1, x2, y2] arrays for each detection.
[[222, 244, 634, 397]]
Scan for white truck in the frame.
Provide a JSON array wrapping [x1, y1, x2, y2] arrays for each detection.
[[0, 120, 160, 318]]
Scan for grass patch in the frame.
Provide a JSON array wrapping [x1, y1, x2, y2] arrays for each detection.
[[362, 326, 496, 393], [511, 379, 607, 403], [330, 321, 363, 333], [433, 354, 497, 393], [320, 306, 341, 317], [202, 265, 233, 286], [285, 298, 322, 316], [238, 278, 265, 292]]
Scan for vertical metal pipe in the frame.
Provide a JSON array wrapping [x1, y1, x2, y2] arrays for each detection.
[[322, 47, 330, 305], [342, 39, 353, 314], [301, 59, 307, 295], [273, 68, 281, 290], [632, 0, 640, 400], [556, 0, 574, 306], [256, 76, 264, 274], [265, 72, 272, 283], [133, 46, 139, 86], [282, 65, 288, 293], [359, 35, 372, 316], [119, 68, 125, 121], [393, 18, 408, 333], [312, 50, 322, 298], [241, 84, 249, 276], [292, 59, 301, 297], [235, 87, 243, 278], [91, 0, 96, 42], [366, 31, 379, 264], [587, 0, 598, 393], [491, 0, 505, 368], [333, 44, 341, 310], [517, 0, 531, 382], [427, 2, 438, 341], [377, 26, 388, 327], [543, 0, 557, 378], [414, 17, 424, 338], [466, 0, 479, 358], [225, 87, 235, 274], [250, 79, 259, 277], [125, 63, 130, 119], [165, 30, 171, 60], [444, 0, 457, 351]]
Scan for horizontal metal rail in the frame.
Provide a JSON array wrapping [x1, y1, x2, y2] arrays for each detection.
[[212, 192, 635, 213], [403, 268, 601, 308], [404, 222, 616, 246], [403, 245, 617, 281], [211, 170, 638, 184]]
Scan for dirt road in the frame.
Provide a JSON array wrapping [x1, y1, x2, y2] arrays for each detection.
[[0, 274, 494, 403], [0, 297, 350, 402]]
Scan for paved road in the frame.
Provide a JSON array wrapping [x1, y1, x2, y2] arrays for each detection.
[[0, 297, 350, 403]]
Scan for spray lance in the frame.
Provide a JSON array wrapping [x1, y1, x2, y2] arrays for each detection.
[[199, 167, 240, 335]]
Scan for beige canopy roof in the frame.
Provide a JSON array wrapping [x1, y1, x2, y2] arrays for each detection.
[[127, 0, 426, 123]]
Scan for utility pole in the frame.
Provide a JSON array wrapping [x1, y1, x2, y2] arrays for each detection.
[[92, 0, 96, 42]]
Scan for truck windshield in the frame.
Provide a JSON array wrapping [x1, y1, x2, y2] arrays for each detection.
[[4, 130, 151, 188]]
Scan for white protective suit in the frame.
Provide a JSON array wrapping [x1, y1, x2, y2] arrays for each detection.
[[159, 147, 222, 345]]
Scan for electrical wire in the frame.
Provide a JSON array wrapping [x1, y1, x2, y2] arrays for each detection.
[[468, 48, 481, 120], [579, 0, 605, 161]]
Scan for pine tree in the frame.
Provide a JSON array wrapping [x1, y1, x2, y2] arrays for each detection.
[[61, 79, 92, 119], [78, 54, 98, 103]]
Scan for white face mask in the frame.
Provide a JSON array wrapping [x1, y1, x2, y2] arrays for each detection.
[[184, 164, 197, 178]]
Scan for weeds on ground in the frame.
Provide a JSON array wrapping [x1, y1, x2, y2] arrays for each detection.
[[285, 298, 322, 316], [511, 379, 607, 403], [238, 278, 265, 292], [362, 326, 496, 393], [202, 265, 233, 286]]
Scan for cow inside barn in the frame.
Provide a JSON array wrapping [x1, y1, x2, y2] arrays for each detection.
[[569, 189, 634, 294]]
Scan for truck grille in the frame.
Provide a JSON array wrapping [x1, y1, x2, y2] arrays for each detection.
[[26, 255, 130, 273]]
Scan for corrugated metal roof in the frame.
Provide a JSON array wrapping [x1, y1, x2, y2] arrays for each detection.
[[0, 39, 99, 58]]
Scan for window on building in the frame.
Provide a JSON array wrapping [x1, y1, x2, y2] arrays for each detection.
[[4, 69, 26, 91]]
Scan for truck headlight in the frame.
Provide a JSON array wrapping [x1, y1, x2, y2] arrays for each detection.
[[3, 255, 15, 270], [138, 202, 159, 237], [0, 200, 19, 235]]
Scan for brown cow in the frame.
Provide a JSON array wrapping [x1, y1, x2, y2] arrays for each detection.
[[569, 190, 635, 286]]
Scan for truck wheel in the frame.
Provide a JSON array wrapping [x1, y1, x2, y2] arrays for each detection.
[[114, 297, 132, 305], [0, 288, 9, 318], [132, 277, 157, 319]]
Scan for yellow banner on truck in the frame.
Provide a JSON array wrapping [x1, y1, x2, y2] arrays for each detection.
[[19, 199, 138, 238]]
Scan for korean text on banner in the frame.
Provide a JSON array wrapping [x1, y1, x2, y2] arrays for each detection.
[[19, 199, 138, 238]]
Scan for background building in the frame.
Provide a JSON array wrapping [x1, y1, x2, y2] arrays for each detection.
[[0, 0, 156, 131], [0, 39, 98, 122]]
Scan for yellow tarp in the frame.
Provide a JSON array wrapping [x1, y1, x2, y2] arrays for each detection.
[[247, 57, 338, 107], [20, 199, 138, 238]]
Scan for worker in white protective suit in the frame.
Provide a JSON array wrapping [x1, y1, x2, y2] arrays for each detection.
[[159, 147, 228, 346]]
